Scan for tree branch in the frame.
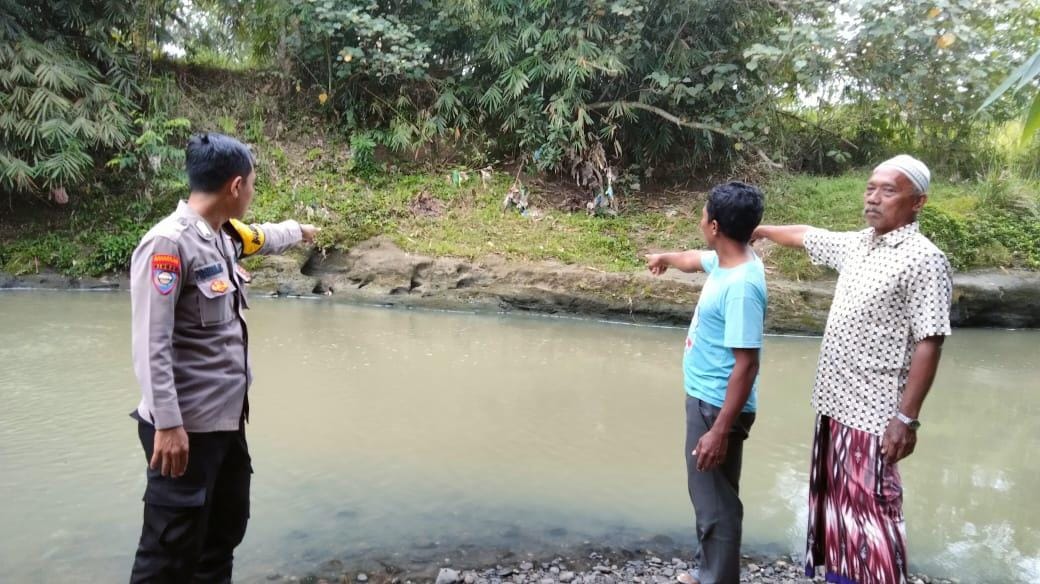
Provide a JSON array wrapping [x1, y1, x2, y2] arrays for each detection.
[[587, 100, 781, 168], [665, 19, 688, 57], [773, 109, 859, 150]]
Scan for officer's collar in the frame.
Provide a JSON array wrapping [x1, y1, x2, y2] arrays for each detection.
[[176, 200, 217, 240]]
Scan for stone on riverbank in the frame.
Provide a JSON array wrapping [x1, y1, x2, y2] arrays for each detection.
[[436, 568, 460, 584], [287, 548, 957, 584], [242, 237, 1040, 334], [6, 237, 1039, 334]]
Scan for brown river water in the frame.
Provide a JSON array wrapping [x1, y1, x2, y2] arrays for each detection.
[[0, 291, 1037, 582]]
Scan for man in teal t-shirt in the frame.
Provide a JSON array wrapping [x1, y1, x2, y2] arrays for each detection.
[[646, 182, 767, 584]]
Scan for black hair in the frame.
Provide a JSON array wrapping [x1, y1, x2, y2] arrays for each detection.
[[706, 181, 765, 243], [185, 133, 254, 193]]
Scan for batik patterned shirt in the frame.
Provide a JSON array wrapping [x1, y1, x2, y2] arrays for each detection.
[[803, 222, 952, 436]]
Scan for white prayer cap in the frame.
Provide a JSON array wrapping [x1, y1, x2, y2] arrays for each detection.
[[875, 155, 930, 194]]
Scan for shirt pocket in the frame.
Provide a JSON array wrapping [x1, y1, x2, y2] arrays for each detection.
[[194, 267, 237, 326]]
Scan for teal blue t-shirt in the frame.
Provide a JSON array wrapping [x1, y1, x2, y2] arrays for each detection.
[[683, 251, 767, 412]]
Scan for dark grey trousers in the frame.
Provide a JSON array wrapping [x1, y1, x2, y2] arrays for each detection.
[[685, 396, 756, 584]]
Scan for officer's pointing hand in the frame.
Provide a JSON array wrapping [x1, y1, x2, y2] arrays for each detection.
[[151, 427, 190, 478]]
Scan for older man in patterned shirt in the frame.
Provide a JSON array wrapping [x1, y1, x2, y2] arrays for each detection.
[[753, 155, 952, 584]]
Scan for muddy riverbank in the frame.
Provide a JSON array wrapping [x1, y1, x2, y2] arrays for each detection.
[[5, 236, 1037, 334]]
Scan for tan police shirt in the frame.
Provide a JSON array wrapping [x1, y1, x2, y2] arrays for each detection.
[[803, 222, 953, 436], [130, 201, 302, 432]]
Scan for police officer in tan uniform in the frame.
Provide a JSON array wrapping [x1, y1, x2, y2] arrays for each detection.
[[128, 133, 317, 582]]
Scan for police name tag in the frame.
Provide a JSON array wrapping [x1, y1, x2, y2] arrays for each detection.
[[194, 262, 223, 281]]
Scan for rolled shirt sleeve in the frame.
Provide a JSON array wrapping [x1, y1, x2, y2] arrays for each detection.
[[130, 236, 183, 429], [803, 228, 861, 272], [906, 251, 954, 342]]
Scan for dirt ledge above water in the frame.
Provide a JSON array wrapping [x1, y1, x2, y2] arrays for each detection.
[[3, 237, 1037, 334], [260, 237, 1040, 334]]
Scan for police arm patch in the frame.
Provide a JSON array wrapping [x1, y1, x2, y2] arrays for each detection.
[[151, 253, 181, 295], [227, 218, 265, 257]]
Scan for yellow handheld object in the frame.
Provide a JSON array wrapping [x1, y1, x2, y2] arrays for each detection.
[[226, 219, 266, 257]]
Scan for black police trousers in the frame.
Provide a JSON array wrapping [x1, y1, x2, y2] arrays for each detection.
[[130, 421, 251, 584]]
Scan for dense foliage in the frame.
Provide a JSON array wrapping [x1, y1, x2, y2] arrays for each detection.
[[1, 0, 1038, 202], [748, 0, 1040, 174], [0, 0, 141, 199], [241, 0, 1040, 176], [980, 45, 1040, 142]]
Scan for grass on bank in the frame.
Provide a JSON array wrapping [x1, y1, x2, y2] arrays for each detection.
[[2, 141, 1039, 279], [235, 147, 1040, 279], [762, 172, 1040, 279], [248, 167, 702, 273]]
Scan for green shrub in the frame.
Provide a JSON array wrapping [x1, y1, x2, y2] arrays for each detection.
[[348, 132, 379, 177], [919, 206, 973, 270], [920, 205, 1040, 271], [86, 229, 144, 274], [0, 234, 81, 275]]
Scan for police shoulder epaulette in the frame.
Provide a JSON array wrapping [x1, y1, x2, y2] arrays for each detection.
[[148, 215, 191, 242]]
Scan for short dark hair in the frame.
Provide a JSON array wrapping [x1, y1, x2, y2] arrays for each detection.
[[706, 181, 765, 243], [185, 133, 254, 193]]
